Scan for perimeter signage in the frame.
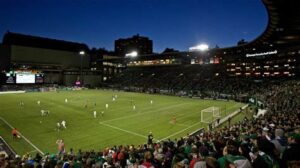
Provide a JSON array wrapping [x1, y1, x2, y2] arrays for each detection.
[[246, 50, 277, 57]]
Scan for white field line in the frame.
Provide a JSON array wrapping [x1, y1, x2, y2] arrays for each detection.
[[99, 122, 148, 139], [159, 122, 201, 141], [102, 102, 192, 123], [174, 101, 216, 120], [168, 121, 190, 127], [175, 102, 243, 121], [0, 117, 44, 155], [0, 136, 16, 156], [172, 104, 247, 139], [27, 150, 37, 154]]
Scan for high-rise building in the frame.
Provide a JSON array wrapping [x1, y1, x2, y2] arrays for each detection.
[[115, 34, 153, 56]]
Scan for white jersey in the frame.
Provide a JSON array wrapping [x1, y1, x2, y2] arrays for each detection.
[[133, 105, 136, 110], [112, 97, 115, 101], [37, 101, 40, 105], [150, 100, 153, 104], [93, 111, 97, 118], [57, 122, 61, 130], [41, 110, 49, 116], [65, 99, 68, 103], [61, 120, 66, 128], [105, 104, 108, 109]]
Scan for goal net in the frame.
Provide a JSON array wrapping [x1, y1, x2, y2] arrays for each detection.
[[201, 106, 221, 123]]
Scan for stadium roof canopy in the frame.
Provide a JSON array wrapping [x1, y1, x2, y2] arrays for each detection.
[[2, 32, 89, 52], [232, 0, 300, 50]]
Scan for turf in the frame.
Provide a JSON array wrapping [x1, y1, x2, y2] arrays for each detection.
[[0, 89, 245, 155]]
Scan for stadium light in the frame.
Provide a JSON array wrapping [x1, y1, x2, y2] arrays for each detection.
[[79, 50, 85, 85], [79, 51, 85, 55], [125, 51, 138, 57], [189, 44, 209, 51]]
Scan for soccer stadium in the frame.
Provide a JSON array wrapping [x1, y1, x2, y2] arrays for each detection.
[[0, 0, 299, 168]]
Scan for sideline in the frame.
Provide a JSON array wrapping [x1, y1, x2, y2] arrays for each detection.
[[159, 121, 201, 141], [0, 117, 45, 155]]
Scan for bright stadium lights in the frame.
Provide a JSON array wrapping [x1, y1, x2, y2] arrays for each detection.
[[79, 51, 85, 55], [125, 51, 138, 57], [79, 50, 85, 85], [189, 44, 209, 51]]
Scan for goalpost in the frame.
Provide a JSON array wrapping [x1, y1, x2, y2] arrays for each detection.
[[201, 106, 221, 123]]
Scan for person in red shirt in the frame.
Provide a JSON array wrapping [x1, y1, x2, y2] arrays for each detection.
[[56, 139, 65, 155], [12, 128, 18, 139]]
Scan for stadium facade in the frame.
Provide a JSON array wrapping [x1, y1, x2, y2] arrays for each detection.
[[118, 0, 300, 78], [0, 32, 101, 86], [0, 0, 299, 88]]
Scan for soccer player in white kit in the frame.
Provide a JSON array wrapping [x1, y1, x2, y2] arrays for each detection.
[[37, 100, 40, 106], [65, 98, 68, 103], [41, 110, 45, 116], [150, 100, 153, 105], [93, 111, 97, 118], [61, 120, 67, 129], [56, 122, 61, 131], [105, 103, 108, 109]]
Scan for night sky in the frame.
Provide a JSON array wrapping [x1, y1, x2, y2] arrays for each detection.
[[0, 0, 268, 52]]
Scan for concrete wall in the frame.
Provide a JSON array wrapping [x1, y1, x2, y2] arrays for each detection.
[[11, 45, 89, 68], [0, 45, 11, 71], [83, 75, 102, 87], [62, 74, 101, 87], [44, 72, 63, 84]]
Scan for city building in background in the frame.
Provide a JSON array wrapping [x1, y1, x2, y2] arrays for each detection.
[[115, 34, 153, 57]]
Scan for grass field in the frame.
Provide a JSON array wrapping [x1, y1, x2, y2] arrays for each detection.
[[0, 89, 245, 155]]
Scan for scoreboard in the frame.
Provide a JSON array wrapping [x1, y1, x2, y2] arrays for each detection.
[[5, 70, 44, 84]]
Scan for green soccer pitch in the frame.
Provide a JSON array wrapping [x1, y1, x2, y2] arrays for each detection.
[[0, 89, 245, 155]]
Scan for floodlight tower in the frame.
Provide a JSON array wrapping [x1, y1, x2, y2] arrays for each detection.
[[189, 44, 209, 51], [125, 51, 138, 104], [79, 51, 85, 85]]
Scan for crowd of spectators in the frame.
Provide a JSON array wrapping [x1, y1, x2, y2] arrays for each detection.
[[0, 66, 299, 167]]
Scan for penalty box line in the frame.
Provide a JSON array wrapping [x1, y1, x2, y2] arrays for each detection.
[[0, 116, 45, 155], [99, 122, 150, 140]]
